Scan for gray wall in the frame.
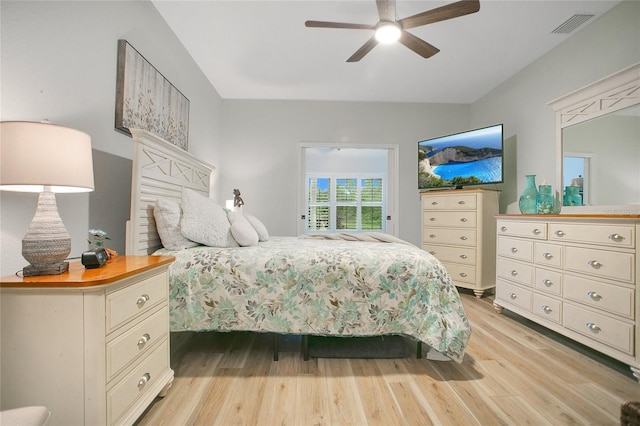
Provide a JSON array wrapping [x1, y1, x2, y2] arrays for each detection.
[[0, 0, 223, 276]]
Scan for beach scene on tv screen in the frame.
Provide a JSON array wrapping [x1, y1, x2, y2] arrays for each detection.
[[418, 125, 502, 189]]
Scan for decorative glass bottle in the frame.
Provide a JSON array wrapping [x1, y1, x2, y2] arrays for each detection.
[[563, 185, 582, 206], [537, 184, 555, 214], [518, 175, 538, 214]]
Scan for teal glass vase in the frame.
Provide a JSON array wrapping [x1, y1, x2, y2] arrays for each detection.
[[519, 175, 538, 214], [537, 185, 554, 214]]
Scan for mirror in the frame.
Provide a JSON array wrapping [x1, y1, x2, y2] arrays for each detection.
[[562, 104, 640, 207], [551, 62, 640, 214]]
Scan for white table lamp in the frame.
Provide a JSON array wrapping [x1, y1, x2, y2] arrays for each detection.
[[0, 121, 94, 276]]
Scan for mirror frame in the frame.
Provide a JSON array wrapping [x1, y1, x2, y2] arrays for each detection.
[[549, 62, 640, 214]]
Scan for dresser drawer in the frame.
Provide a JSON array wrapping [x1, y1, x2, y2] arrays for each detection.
[[423, 228, 476, 247], [549, 223, 635, 248], [564, 246, 634, 283], [107, 272, 168, 332], [534, 268, 562, 296], [424, 245, 476, 265], [107, 305, 169, 380], [534, 243, 562, 268], [424, 211, 477, 228], [422, 193, 477, 210], [564, 275, 634, 319], [533, 293, 562, 324], [496, 279, 532, 311], [497, 258, 534, 287], [497, 237, 533, 262], [442, 262, 476, 284], [108, 339, 169, 425], [563, 303, 633, 355], [497, 220, 547, 240]]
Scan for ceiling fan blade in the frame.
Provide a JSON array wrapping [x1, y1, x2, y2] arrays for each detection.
[[305, 20, 375, 30], [399, 0, 480, 30], [398, 31, 440, 58], [347, 37, 379, 62], [376, 0, 396, 22]]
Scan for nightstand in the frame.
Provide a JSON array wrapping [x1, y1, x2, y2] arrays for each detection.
[[0, 255, 175, 426]]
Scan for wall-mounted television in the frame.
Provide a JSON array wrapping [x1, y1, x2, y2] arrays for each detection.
[[418, 124, 503, 190]]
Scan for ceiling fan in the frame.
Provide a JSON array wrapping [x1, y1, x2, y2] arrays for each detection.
[[305, 0, 480, 62]]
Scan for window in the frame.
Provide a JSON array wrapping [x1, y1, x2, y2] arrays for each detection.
[[306, 175, 385, 232]]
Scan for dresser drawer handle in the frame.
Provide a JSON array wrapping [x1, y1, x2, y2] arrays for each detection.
[[429, 234, 436, 239], [586, 322, 601, 332], [609, 233, 625, 242], [510, 270, 518, 277], [429, 251, 436, 255], [500, 226, 508, 232], [460, 236, 468, 241], [533, 228, 541, 235], [460, 254, 468, 259], [458, 200, 466, 205], [587, 291, 602, 301], [138, 373, 151, 388], [459, 273, 468, 278], [460, 218, 468, 222], [587, 260, 602, 269], [541, 305, 552, 313], [137, 333, 151, 347], [542, 252, 553, 260], [511, 247, 518, 253], [136, 294, 150, 307], [431, 201, 438, 205], [508, 292, 517, 299], [554, 230, 565, 237], [542, 279, 553, 286], [430, 217, 437, 221]]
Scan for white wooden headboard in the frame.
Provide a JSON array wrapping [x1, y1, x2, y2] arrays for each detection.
[[126, 129, 215, 255]]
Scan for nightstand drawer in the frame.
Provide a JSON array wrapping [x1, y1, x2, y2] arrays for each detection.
[[549, 223, 635, 248], [564, 275, 634, 319], [423, 228, 476, 247], [107, 272, 167, 332], [497, 258, 534, 287], [533, 293, 562, 324], [422, 194, 477, 210], [442, 262, 476, 284], [423, 211, 477, 228], [496, 279, 532, 311], [497, 220, 547, 239], [108, 339, 169, 424], [563, 303, 633, 355], [107, 305, 169, 380], [498, 237, 533, 262], [425, 245, 476, 265], [564, 246, 634, 283]]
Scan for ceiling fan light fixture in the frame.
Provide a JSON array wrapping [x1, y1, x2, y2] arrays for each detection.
[[375, 22, 401, 44]]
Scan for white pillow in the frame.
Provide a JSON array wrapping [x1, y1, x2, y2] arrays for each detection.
[[245, 214, 269, 242], [153, 198, 199, 250], [180, 188, 238, 247], [227, 211, 259, 246]]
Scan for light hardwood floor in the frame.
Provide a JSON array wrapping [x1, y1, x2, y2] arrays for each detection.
[[136, 290, 640, 425]]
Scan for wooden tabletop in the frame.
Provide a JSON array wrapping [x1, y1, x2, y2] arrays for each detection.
[[1, 255, 175, 288]]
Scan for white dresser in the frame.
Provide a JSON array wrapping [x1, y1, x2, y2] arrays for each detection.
[[421, 188, 500, 298], [0, 256, 175, 425], [494, 215, 640, 379]]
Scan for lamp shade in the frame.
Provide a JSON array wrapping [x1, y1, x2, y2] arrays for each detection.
[[0, 121, 94, 193]]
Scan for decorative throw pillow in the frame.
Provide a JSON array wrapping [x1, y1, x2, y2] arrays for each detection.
[[180, 188, 238, 247], [227, 211, 259, 247], [153, 198, 199, 250], [244, 213, 269, 242]]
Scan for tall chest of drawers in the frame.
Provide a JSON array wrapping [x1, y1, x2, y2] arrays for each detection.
[[0, 256, 175, 425], [493, 215, 640, 379], [421, 188, 500, 298]]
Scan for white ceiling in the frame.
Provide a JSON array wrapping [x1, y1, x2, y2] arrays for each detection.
[[152, 0, 620, 104]]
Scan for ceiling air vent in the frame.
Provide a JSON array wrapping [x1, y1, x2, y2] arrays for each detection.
[[551, 14, 595, 34]]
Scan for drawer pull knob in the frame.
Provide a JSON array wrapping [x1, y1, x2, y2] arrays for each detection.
[[542, 279, 553, 286], [533, 229, 541, 235], [508, 292, 517, 299], [587, 291, 602, 301], [429, 251, 436, 255], [460, 218, 468, 222], [459, 273, 468, 278], [431, 201, 438, 205], [136, 294, 150, 307], [510, 247, 518, 253], [587, 260, 602, 269], [460, 236, 468, 241], [460, 254, 468, 259], [609, 233, 625, 242], [429, 234, 436, 239], [137, 333, 151, 347], [430, 217, 437, 221], [541, 305, 552, 313], [458, 201, 465, 205], [555, 230, 565, 237], [501, 226, 508, 232], [510, 270, 518, 276], [586, 322, 601, 332], [542, 252, 553, 260], [138, 373, 151, 388]]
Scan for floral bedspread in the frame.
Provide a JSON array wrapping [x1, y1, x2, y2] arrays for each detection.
[[154, 236, 471, 362]]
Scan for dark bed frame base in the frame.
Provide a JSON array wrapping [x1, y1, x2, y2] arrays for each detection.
[[272, 334, 423, 361]]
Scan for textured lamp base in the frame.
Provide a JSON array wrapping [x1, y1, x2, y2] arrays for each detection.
[[23, 262, 69, 277]]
